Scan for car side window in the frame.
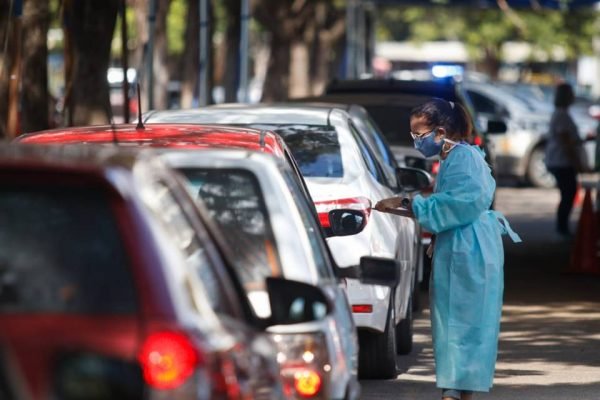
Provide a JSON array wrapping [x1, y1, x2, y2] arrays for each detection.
[[146, 180, 236, 317], [281, 170, 336, 282], [348, 121, 386, 185], [467, 90, 500, 115]]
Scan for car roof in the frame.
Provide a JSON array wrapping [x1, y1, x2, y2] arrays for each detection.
[[144, 104, 335, 126], [163, 147, 282, 167], [17, 123, 286, 155], [325, 78, 458, 99], [0, 142, 150, 172]]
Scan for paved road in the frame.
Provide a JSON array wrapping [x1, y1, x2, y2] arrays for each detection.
[[361, 187, 600, 399]]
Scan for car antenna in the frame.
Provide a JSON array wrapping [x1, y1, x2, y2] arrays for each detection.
[[136, 82, 145, 130]]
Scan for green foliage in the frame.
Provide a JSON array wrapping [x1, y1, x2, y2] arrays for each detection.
[[377, 5, 600, 61], [167, 0, 187, 55]]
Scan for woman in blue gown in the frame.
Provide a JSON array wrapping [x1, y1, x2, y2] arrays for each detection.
[[375, 99, 521, 400]]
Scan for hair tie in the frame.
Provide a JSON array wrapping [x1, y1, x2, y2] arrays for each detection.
[[448, 101, 455, 109]]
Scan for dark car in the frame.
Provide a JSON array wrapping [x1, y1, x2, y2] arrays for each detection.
[[306, 77, 499, 174], [0, 144, 333, 400]]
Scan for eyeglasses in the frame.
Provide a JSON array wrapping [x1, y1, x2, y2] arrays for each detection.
[[410, 128, 436, 140]]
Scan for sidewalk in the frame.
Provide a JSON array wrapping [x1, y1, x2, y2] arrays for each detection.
[[361, 187, 600, 399]]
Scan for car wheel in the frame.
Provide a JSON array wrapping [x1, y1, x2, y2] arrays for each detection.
[[358, 303, 397, 379], [527, 146, 556, 188], [395, 296, 413, 355]]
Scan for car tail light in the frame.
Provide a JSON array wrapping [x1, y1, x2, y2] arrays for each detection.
[[352, 304, 373, 313], [294, 370, 322, 397], [314, 196, 371, 229], [138, 331, 200, 390], [431, 161, 440, 175], [273, 332, 329, 399], [473, 135, 483, 146]]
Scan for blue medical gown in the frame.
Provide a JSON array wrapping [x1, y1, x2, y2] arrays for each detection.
[[412, 144, 521, 392]]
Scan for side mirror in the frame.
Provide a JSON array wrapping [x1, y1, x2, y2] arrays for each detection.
[[335, 256, 400, 288], [328, 209, 367, 236], [486, 119, 508, 134], [396, 167, 433, 192], [265, 277, 332, 326]]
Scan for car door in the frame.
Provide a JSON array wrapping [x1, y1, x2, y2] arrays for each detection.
[[346, 120, 416, 322], [280, 168, 359, 379], [143, 173, 282, 399]]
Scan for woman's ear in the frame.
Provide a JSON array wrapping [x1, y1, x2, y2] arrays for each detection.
[[436, 127, 447, 139]]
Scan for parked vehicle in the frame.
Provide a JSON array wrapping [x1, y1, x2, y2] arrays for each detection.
[[463, 81, 555, 187], [493, 81, 597, 186], [317, 78, 496, 174], [164, 149, 372, 399], [143, 105, 431, 378], [0, 144, 337, 399], [284, 101, 428, 300], [17, 125, 400, 393]]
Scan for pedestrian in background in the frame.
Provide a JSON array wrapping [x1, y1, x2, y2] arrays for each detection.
[[545, 82, 588, 238], [374, 98, 521, 400]]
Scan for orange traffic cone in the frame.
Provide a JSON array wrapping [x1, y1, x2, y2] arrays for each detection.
[[568, 188, 600, 275]]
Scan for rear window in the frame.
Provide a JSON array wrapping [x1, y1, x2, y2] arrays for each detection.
[[0, 186, 136, 314], [241, 124, 344, 178], [179, 169, 281, 292], [363, 104, 415, 147]]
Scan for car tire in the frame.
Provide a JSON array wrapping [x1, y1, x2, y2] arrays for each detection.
[[527, 146, 556, 188], [395, 295, 413, 355], [358, 303, 397, 379]]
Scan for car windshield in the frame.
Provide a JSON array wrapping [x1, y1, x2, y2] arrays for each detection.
[[179, 168, 282, 293], [0, 186, 136, 314], [236, 124, 344, 178]]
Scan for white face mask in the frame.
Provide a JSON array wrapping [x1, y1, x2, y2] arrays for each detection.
[[442, 138, 460, 153]]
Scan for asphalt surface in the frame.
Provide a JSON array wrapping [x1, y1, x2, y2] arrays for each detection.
[[361, 186, 600, 399]]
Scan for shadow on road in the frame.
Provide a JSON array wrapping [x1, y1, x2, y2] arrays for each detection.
[[360, 187, 600, 399]]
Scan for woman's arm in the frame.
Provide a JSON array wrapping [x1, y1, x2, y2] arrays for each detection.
[[411, 149, 494, 234]]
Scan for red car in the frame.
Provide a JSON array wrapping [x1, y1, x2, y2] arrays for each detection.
[[0, 144, 331, 400], [17, 123, 315, 216]]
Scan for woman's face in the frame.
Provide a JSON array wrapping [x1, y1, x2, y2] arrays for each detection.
[[410, 115, 444, 141]]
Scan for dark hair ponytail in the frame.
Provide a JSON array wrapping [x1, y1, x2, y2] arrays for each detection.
[[410, 98, 472, 141]]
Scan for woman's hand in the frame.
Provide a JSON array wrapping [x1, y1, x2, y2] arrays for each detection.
[[374, 197, 405, 211]]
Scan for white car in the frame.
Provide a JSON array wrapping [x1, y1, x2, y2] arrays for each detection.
[[145, 106, 429, 378], [163, 149, 399, 398]]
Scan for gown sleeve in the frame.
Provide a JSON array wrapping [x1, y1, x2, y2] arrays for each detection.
[[411, 147, 494, 234]]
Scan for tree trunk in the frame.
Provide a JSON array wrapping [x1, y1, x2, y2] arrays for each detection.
[[0, 4, 14, 138], [313, 4, 345, 95], [261, 32, 291, 102], [132, 0, 148, 73], [152, 0, 170, 110], [481, 45, 501, 80], [21, 0, 49, 133], [223, 0, 240, 102], [289, 40, 310, 99], [180, 0, 199, 108], [68, 0, 119, 125]]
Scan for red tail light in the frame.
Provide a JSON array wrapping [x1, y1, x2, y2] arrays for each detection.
[[294, 370, 322, 397], [473, 135, 483, 146], [138, 331, 200, 390], [431, 161, 440, 175], [352, 304, 373, 313], [314, 196, 371, 229]]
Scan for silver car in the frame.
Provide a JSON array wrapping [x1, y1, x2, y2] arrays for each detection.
[[145, 106, 425, 379], [163, 149, 399, 399]]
